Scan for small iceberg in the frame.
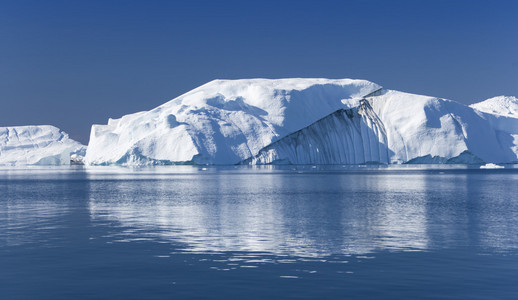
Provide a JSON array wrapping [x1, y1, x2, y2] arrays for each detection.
[[480, 163, 505, 169], [0, 125, 86, 166]]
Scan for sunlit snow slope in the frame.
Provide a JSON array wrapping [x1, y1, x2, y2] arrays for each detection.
[[0, 126, 86, 165], [368, 90, 517, 164], [470, 96, 518, 118], [85, 79, 518, 166]]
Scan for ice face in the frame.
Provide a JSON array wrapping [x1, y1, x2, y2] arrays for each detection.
[[84, 79, 518, 166], [0, 125, 86, 165], [243, 100, 391, 165]]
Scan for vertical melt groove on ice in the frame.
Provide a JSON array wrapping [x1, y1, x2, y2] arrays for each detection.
[[241, 98, 390, 165]]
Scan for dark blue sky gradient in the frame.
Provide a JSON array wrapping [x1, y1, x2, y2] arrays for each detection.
[[1, 0, 517, 144]]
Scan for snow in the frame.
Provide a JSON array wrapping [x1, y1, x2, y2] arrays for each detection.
[[367, 90, 518, 164], [470, 96, 518, 118], [0, 125, 86, 165], [84, 78, 518, 166]]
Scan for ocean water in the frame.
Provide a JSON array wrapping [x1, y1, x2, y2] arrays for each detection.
[[1, 165, 518, 299]]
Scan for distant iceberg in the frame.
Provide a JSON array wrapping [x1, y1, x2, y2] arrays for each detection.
[[83, 78, 518, 166], [480, 163, 505, 169], [0, 125, 86, 166]]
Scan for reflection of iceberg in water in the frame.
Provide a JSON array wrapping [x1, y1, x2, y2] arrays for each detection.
[[0, 178, 73, 247], [88, 174, 314, 256], [470, 174, 518, 252], [2, 201, 70, 247], [333, 174, 429, 253], [87, 169, 432, 256]]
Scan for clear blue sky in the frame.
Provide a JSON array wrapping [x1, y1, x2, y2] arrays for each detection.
[[1, 0, 517, 144]]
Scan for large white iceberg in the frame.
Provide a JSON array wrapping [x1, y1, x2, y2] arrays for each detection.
[[84, 79, 518, 166], [0, 125, 86, 165]]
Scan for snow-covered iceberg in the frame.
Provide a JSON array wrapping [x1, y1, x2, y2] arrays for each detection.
[[85, 79, 381, 165], [84, 78, 518, 166], [0, 125, 86, 165]]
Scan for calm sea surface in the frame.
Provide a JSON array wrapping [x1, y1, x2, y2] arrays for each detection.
[[1, 165, 518, 299]]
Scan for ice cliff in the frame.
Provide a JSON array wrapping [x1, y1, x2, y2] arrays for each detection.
[[0, 125, 86, 165], [241, 99, 390, 165], [84, 79, 518, 166]]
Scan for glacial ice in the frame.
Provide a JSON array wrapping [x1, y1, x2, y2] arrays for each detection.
[[84, 79, 518, 166], [84, 79, 381, 165], [368, 90, 518, 164], [242, 100, 390, 165], [470, 96, 518, 119], [0, 125, 86, 165]]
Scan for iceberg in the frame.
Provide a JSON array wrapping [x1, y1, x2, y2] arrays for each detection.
[[84, 79, 518, 166], [0, 125, 86, 166], [84, 79, 381, 165], [480, 163, 505, 169]]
